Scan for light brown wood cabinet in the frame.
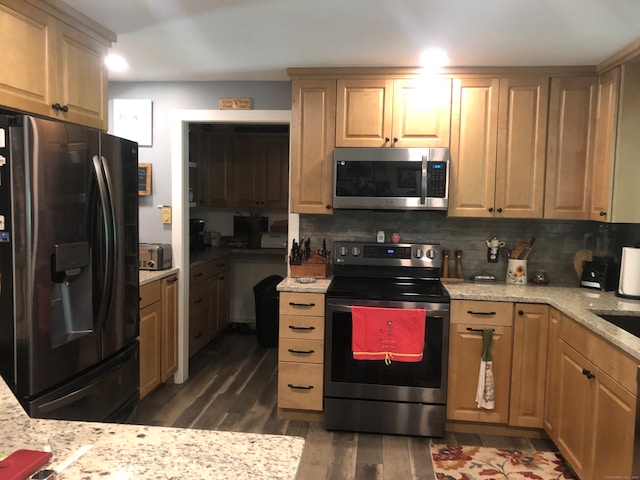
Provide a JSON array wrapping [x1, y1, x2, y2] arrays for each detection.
[[447, 300, 513, 424], [277, 292, 325, 418], [290, 79, 336, 214], [508, 303, 549, 428], [0, 0, 113, 130], [448, 76, 549, 218], [590, 61, 640, 223], [189, 256, 230, 358], [139, 274, 179, 399], [547, 312, 637, 480], [544, 76, 597, 220], [335, 78, 452, 148]]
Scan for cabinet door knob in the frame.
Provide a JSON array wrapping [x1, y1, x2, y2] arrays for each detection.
[[582, 368, 595, 380], [599, 211, 607, 217], [496, 207, 503, 213], [326, 204, 332, 210], [392, 137, 398, 143], [488, 207, 494, 213], [518, 310, 524, 316], [384, 137, 390, 143]]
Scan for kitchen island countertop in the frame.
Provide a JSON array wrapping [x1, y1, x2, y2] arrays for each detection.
[[0, 377, 304, 479]]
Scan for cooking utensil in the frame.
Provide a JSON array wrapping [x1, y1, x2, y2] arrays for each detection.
[[573, 249, 592, 280]]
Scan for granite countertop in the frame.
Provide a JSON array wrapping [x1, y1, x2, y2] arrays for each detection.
[[139, 267, 180, 286], [277, 276, 640, 362], [0, 378, 304, 479]]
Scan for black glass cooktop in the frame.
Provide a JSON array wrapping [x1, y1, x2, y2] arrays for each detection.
[[327, 276, 449, 303]]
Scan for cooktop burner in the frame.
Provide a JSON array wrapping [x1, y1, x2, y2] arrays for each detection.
[[327, 241, 450, 303]]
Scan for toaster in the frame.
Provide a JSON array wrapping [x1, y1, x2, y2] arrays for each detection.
[[139, 243, 172, 270]]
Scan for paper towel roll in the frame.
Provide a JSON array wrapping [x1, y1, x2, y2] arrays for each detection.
[[618, 247, 640, 298]]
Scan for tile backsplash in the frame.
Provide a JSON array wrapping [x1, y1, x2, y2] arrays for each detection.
[[300, 210, 640, 286]]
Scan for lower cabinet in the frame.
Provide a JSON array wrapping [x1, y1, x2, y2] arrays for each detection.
[[189, 256, 230, 358], [546, 311, 637, 480], [447, 300, 513, 423], [139, 274, 179, 399], [277, 291, 325, 418]]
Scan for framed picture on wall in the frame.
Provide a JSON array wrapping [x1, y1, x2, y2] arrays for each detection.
[[113, 99, 153, 147]]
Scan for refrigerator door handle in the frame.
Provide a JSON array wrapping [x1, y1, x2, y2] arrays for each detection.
[[92, 155, 116, 333]]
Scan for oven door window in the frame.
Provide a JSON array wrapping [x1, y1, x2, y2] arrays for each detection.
[[329, 309, 443, 388]]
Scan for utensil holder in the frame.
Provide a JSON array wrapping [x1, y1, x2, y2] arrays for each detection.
[[506, 259, 527, 285]]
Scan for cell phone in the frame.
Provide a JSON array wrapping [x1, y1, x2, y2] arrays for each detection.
[[31, 469, 56, 479], [0, 449, 52, 480]]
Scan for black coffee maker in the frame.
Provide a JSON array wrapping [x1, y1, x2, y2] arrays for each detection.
[[189, 218, 206, 251], [579, 225, 621, 291]]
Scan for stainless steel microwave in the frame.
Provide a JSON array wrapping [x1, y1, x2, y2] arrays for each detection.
[[333, 147, 450, 211]]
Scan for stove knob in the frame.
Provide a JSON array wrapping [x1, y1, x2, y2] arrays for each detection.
[[413, 248, 423, 258], [338, 246, 349, 256], [351, 246, 361, 256], [426, 249, 437, 259]]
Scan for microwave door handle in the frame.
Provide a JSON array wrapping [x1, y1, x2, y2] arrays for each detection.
[[420, 154, 428, 205]]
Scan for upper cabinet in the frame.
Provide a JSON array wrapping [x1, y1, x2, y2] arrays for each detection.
[[590, 62, 640, 223], [0, 0, 114, 130], [449, 76, 549, 218], [336, 78, 451, 148], [544, 76, 597, 220], [290, 79, 336, 214]]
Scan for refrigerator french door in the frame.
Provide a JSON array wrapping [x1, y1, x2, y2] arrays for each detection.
[[0, 114, 140, 421]]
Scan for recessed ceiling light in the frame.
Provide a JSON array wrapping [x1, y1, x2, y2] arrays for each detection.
[[419, 48, 449, 69], [105, 54, 128, 72]]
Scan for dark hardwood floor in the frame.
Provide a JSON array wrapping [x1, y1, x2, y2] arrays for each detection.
[[131, 327, 556, 479]]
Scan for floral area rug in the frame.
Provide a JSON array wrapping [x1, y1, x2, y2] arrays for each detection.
[[431, 444, 576, 480]]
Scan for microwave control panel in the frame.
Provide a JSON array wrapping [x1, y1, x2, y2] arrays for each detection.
[[426, 161, 447, 198]]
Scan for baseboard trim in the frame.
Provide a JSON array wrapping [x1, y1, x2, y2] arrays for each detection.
[[445, 420, 547, 439], [278, 408, 323, 423]]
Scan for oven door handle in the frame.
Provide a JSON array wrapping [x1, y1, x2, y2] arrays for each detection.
[[326, 302, 353, 312]]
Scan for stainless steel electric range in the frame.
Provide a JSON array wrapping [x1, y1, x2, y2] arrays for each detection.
[[324, 241, 450, 437]]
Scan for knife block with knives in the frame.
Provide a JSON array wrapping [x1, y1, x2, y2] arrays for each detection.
[[289, 238, 331, 278]]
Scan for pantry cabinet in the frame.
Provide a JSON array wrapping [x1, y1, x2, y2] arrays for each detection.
[[447, 300, 513, 424], [544, 76, 597, 220], [590, 61, 640, 223], [0, 0, 113, 130], [277, 292, 325, 420], [189, 256, 230, 357], [448, 76, 549, 218], [290, 79, 336, 214], [139, 274, 179, 399], [548, 313, 636, 480], [335, 78, 452, 148]]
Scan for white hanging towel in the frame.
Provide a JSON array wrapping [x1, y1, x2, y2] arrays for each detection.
[[475, 329, 495, 410]]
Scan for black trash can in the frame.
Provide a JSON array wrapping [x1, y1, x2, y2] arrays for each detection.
[[253, 275, 283, 348]]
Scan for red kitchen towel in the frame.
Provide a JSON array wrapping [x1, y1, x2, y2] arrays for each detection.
[[351, 306, 426, 363]]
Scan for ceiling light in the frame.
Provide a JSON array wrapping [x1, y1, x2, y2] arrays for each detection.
[[419, 48, 449, 69], [105, 54, 128, 72]]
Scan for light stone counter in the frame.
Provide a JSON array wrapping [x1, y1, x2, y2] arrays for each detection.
[[443, 281, 640, 361], [277, 276, 332, 294], [0, 378, 304, 479], [139, 267, 180, 286]]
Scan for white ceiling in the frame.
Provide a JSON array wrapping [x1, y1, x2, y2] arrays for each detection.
[[63, 0, 640, 82]]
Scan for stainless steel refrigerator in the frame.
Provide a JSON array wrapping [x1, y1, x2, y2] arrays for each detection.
[[0, 114, 140, 422]]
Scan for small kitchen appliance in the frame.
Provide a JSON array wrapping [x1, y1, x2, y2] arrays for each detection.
[[617, 245, 640, 299], [139, 243, 172, 270], [189, 218, 206, 251], [580, 256, 620, 291]]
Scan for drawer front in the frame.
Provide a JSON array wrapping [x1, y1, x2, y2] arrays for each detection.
[[451, 300, 514, 326], [210, 255, 230, 276], [560, 315, 638, 393], [189, 281, 209, 317], [278, 362, 324, 411], [279, 338, 324, 364], [279, 314, 324, 340], [280, 292, 325, 317], [140, 280, 161, 308]]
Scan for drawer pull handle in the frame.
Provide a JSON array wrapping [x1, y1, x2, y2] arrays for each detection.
[[194, 272, 203, 278], [217, 263, 226, 268], [288, 348, 315, 354], [582, 368, 596, 380], [287, 384, 314, 390], [194, 298, 204, 304], [289, 325, 315, 331], [289, 302, 316, 307], [193, 332, 203, 339], [467, 310, 496, 316], [166, 278, 178, 284], [466, 327, 495, 333]]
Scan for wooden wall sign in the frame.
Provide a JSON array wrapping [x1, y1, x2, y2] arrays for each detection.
[[138, 163, 152, 195], [219, 97, 252, 110]]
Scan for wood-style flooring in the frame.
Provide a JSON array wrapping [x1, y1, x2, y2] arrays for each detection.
[[131, 327, 557, 479]]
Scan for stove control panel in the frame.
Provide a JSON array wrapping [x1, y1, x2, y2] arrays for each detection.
[[334, 241, 442, 268]]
